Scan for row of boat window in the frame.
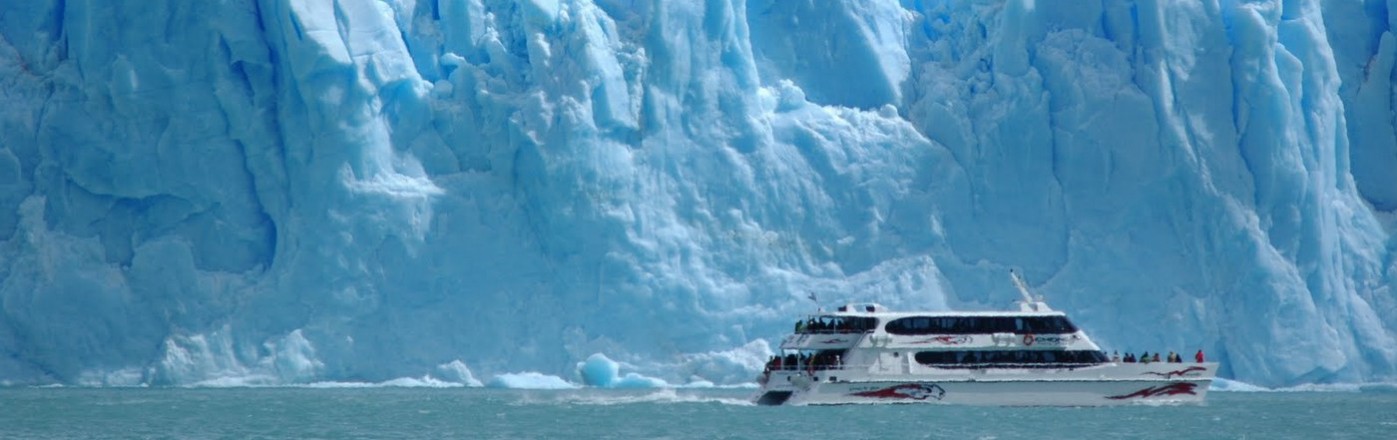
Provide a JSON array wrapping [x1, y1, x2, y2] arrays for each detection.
[[884, 316, 1079, 335], [914, 350, 1108, 367], [795, 316, 880, 334]]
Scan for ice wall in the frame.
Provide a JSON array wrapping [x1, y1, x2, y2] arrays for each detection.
[[0, 0, 1394, 388]]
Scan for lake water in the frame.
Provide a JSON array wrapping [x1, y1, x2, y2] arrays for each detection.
[[2, 387, 1394, 439]]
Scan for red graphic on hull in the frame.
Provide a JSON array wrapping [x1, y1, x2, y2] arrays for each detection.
[[1106, 382, 1199, 400], [1142, 366, 1207, 379], [850, 383, 946, 401]]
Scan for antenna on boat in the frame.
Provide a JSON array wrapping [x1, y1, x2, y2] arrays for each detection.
[[806, 291, 821, 312], [1010, 269, 1051, 312]]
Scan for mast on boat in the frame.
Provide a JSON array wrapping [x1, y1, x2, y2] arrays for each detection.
[[1010, 269, 1052, 312]]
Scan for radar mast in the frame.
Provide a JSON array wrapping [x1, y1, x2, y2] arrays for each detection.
[[1010, 269, 1052, 312]]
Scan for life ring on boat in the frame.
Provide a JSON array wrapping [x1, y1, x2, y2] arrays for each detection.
[[1022, 334, 1035, 346]]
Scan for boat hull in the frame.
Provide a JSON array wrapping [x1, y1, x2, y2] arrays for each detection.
[[766, 379, 1208, 406], [756, 363, 1217, 406]]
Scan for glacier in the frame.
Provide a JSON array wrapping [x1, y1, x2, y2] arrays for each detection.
[[0, 0, 1395, 388]]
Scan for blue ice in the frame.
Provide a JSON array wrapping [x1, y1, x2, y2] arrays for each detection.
[[0, 0, 1393, 389]]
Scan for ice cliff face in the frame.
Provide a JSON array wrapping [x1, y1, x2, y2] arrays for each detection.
[[0, 0, 1394, 388]]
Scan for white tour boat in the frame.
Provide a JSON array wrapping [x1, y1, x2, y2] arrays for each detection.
[[754, 272, 1218, 406]]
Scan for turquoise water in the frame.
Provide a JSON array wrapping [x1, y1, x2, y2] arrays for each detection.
[[2, 387, 1394, 439]]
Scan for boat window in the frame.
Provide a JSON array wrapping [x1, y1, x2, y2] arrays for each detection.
[[914, 350, 1108, 368], [1021, 316, 1079, 333], [794, 316, 879, 334], [883, 315, 1078, 335]]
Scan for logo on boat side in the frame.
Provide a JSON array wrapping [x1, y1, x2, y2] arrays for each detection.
[[1024, 334, 1079, 346], [1142, 366, 1207, 379], [1105, 382, 1198, 400], [819, 338, 849, 344], [850, 383, 946, 401], [911, 335, 971, 345]]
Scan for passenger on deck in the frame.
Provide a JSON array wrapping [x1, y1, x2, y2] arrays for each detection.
[[1111, 351, 1120, 362], [1195, 349, 1205, 363], [1123, 352, 1135, 363], [1152, 353, 1161, 363], [1140, 352, 1151, 364]]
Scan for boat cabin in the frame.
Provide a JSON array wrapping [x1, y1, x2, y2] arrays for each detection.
[[774, 303, 1108, 373]]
